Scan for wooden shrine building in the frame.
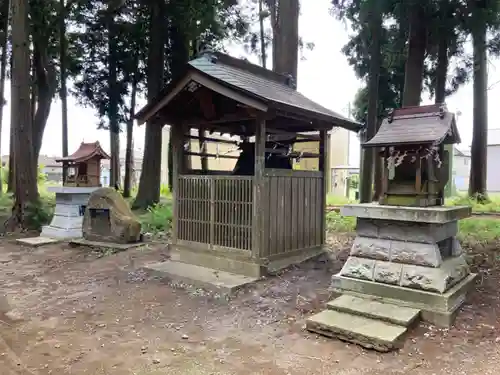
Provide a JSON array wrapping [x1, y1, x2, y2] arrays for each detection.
[[363, 104, 460, 207], [56, 141, 110, 187], [135, 51, 361, 277]]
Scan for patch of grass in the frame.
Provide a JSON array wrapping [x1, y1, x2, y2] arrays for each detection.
[[446, 194, 500, 213], [138, 202, 173, 234], [459, 218, 500, 245], [326, 194, 356, 206], [326, 211, 356, 233]]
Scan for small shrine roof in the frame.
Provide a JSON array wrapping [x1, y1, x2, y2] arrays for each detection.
[[56, 141, 111, 163], [363, 104, 460, 148]]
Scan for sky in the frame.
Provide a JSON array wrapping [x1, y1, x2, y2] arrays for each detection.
[[1, 0, 498, 166]]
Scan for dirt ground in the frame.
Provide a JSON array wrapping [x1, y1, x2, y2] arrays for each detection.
[[0, 235, 500, 375]]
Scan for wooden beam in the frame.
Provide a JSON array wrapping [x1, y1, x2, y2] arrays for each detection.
[[184, 114, 256, 127], [184, 151, 239, 160], [252, 117, 266, 260], [137, 74, 193, 125], [186, 134, 239, 145]]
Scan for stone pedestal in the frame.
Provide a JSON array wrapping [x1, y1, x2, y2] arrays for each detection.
[[333, 203, 476, 327], [41, 187, 100, 239]]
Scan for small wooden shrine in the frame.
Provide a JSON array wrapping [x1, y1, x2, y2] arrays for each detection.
[[135, 51, 361, 278], [363, 104, 460, 207], [56, 141, 110, 187]]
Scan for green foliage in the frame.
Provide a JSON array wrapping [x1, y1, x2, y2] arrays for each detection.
[[325, 211, 355, 232], [139, 202, 173, 233]]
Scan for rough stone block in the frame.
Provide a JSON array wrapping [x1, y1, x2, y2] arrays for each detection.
[[326, 295, 420, 327], [400, 256, 469, 293], [356, 218, 459, 244], [340, 256, 470, 294], [373, 262, 402, 285], [390, 241, 442, 267], [350, 237, 391, 261], [340, 257, 375, 280], [330, 273, 477, 327], [306, 310, 407, 352], [452, 238, 463, 256]]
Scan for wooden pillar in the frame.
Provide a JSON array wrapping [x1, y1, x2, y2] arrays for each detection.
[[252, 117, 266, 260], [171, 123, 184, 245], [199, 126, 208, 172], [319, 129, 330, 245]]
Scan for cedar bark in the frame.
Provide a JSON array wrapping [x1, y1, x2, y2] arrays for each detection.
[[0, 0, 9, 194], [107, 11, 120, 189], [468, 13, 488, 199], [360, 0, 382, 203], [123, 62, 138, 198], [9, 0, 39, 229], [133, 0, 165, 209], [402, 3, 427, 107], [60, 0, 69, 183], [272, 0, 299, 81]]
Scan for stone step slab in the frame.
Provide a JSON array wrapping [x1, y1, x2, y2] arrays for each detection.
[[306, 310, 408, 352], [326, 295, 420, 327]]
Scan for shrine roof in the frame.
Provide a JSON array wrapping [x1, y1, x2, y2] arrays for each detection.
[[363, 104, 460, 148], [135, 51, 361, 133], [56, 141, 111, 163]]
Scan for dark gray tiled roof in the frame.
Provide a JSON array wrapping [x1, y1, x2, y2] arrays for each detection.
[[364, 106, 459, 147], [189, 54, 359, 130]]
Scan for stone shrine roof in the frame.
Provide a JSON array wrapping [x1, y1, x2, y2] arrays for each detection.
[[363, 104, 460, 148], [56, 141, 111, 163]]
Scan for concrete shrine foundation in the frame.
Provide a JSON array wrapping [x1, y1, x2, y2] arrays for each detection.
[[307, 203, 476, 351], [41, 186, 99, 239]]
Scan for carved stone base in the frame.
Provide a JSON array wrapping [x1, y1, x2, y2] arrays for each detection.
[[336, 203, 475, 327]]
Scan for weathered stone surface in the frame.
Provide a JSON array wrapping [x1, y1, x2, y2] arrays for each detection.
[[452, 238, 463, 256], [340, 257, 375, 280], [341, 256, 470, 294], [373, 262, 402, 285], [349, 236, 442, 267], [83, 187, 142, 244], [350, 237, 391, 261], [400, 256, 469, 293], [306, 310, 407, 352], [326, 295, 420, 327], [342, 203, 471, 224], [390, 241, 442, 267], [331, 273, 477, 327]]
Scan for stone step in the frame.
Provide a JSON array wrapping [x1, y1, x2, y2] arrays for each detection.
[[306, 310, 408, 352], [141, 260, 258, 295], [327, 295, 420, 327]]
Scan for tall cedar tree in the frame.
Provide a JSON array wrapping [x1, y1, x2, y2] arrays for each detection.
[[9, 0, 39, 229]]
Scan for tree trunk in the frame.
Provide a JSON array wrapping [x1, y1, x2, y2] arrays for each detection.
[[468, 18, 488, 199], [123, 66, 138, 198], [435, 35, 448, 104], [272, 0, 299, 82], [360, 0, 382, 203], [0, 0, 10, 194], [133, 0, 165, 209], [258, 0, 267, 69], [59, 0, 69, 184], [107, 12, 120, 189], [9, 0, 39, 230], [32, 42, 56, 164], [402, 3, 427, 107]]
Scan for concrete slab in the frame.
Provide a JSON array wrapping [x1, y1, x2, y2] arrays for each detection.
[[142, 260, 258, 295], [327, 295, 420, 327], [306, 310, 407, 352], [341, 203, 471, 224], [69, 238, 145, 251], [16, 236, 60, 247]]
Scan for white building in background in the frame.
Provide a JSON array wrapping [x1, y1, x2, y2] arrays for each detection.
[[486, 128, 500, 192], [452, 147, 470, 192]]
